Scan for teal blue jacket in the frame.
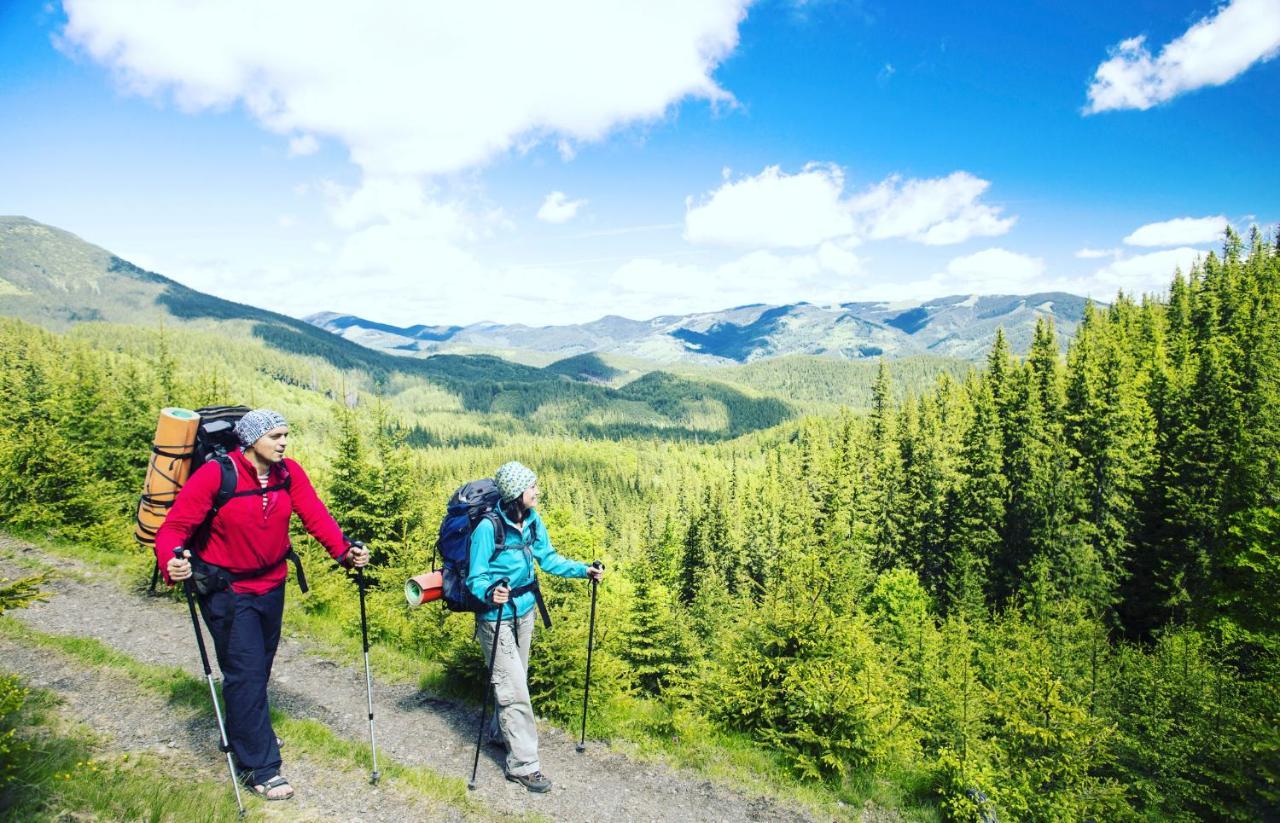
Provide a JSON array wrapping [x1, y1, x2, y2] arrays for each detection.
[[466, 507, 587, 622]]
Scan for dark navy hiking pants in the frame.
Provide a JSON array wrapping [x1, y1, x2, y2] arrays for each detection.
[[198, 584, 285, 783]]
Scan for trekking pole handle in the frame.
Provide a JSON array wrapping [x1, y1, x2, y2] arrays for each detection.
[[487, 577, 511, 603], [172, 547, 192, 584]]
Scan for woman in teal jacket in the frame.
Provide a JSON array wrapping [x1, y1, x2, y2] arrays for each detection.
[[466, 461, 604, 793]]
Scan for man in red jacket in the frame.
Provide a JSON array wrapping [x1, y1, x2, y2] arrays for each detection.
[[156, 409, 369, 802]]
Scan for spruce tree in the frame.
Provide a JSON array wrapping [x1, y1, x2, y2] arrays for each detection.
[[864, 359, 904, 569], [326, 408, 381, 543], [949, 376, 1006, 614]]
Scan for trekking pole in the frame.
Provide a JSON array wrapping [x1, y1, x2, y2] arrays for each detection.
[[174, 547, 245, 818], [354, 553, 381, 785], [576, 561, 603, 753], [469, 580, 509, 790]]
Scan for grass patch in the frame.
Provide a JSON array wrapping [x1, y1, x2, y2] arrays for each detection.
[[0, 686, 242, 822], [0, 617, 510, 822], [0, 528, 163, 592]]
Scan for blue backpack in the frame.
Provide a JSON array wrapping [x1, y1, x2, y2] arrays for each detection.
[[436, 479, 505, 612], [433, 478, 551, 626]]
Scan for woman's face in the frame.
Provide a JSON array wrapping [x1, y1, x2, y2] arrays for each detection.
[[520, 481, 539, 510], [249, 426, 289, 465]]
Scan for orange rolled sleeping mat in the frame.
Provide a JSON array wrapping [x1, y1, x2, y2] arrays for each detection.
[[134, 407, 201, 547]]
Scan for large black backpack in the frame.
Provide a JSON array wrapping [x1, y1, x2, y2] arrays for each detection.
[[149, 406, 303, 593]]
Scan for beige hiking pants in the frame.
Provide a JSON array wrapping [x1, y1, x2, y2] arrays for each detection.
[[474, 608, 540, 777]]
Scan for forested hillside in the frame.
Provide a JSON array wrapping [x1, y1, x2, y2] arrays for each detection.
[[0, 227, 1276, 820]]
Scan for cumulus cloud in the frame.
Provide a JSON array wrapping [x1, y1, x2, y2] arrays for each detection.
[[537, 191, 587, 224], [685, 165, 1014, 250], [684, 164, 855, 248], [604, 244, 866, 320], [1091, 247, 1207, 295], [287, 134, 319, 157], [1085, 0, 1280, 114], [850, 172, 1016, 245], [1075, 247, 1122, 259], [60, 0, 751, 176], [931, 248, 1046, 294], [815, 240, 864, 277], [1123, 215, 1229, 247]]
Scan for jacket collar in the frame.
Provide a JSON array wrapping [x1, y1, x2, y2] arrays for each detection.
[[497, 506, 537, 540], [231, 448, 286, 482]]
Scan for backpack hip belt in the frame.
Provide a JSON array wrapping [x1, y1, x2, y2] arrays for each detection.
[[507, 580, 551, 628], [189, 548, 309, 595]]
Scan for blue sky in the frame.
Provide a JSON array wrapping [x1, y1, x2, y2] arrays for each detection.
[[1, 0, 1277, 325]]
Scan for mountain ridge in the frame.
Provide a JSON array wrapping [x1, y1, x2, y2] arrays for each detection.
[[307, 290, 1094, 365], [0, 215, 796, 440]]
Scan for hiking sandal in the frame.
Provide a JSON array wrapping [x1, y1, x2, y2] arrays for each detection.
[[247, 774, 294, 801]]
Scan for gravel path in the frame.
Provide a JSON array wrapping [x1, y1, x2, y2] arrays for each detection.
[[0, 635, 454, 822], [0, 535, 820, 823]]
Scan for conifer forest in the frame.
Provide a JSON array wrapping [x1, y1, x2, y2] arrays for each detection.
[[1, 228, 1278, 820]]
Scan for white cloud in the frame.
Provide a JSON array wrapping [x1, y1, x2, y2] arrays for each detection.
[[684, 164, 855, 248], [1075, 247, 1122, 259], [1123, 215, 1229, 247], [931, 248, 1046, 294], [604, 244, 866, 320], [816, 240, 864, 277], [850, 172, 1016, 245], [319, 177, 475, 237], [1085, 0, 1280, 114], [1091, 247, 1207, 295], [287, 134, 319, 156], [276, 214, 298, 229], [537, 191, 587, 224], [685, 165, 1014, 250], [60, 0, 751, 176]]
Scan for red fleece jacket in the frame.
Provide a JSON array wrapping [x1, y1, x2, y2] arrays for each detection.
[[155, 449, 350, 595]]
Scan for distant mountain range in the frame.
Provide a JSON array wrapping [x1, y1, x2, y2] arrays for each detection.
[[0, 216, 794, 437], [308, 291, 1093, 365], [0, 214, 1091, 373]]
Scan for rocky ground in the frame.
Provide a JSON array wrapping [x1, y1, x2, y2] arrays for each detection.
[[0, 535, 852, 822]]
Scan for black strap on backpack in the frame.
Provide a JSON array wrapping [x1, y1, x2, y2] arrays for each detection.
[[188, 454, 308, 593], [137, 442, 199, 548]]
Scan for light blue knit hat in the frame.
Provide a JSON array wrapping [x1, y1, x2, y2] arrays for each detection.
[[494, 461, 537, 503], [234, 409, 288, 447]]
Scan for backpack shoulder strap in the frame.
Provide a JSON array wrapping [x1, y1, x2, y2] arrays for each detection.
[[187, 454, 237, 557], [485, 511, 506, 562], [212, 454, 238, 512]]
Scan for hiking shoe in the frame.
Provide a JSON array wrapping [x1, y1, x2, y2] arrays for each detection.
[[506, 770, 552, 793]]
